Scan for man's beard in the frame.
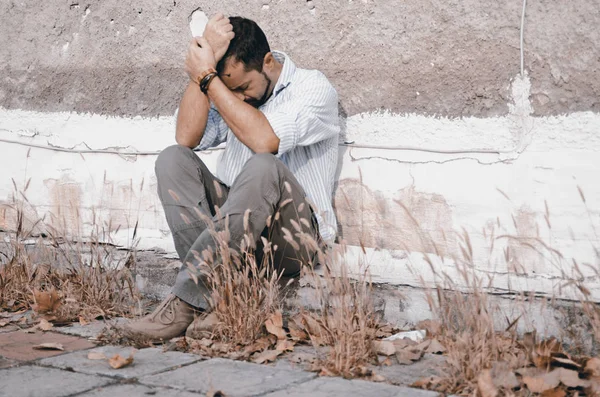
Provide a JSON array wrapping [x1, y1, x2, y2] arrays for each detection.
[[245, 73, 272, 108]]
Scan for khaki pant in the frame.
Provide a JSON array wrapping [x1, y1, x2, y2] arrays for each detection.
[[155, 145, 321, 309]]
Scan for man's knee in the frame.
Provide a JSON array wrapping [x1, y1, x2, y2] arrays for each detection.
[[244, 153, 279, 172], [155, 144, 195, 173]]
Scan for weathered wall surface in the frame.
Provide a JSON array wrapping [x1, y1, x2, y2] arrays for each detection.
[[1, 1, 599, 302], [1, 0, 599, 117]]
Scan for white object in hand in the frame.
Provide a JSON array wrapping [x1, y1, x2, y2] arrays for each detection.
[[189, 10, 209, 37]]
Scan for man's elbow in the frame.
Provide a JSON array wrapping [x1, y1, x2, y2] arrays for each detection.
[[254, 136, 280, 155], [175, 127, 200, 149]]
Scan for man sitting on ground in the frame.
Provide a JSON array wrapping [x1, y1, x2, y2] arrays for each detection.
[[125, 14, 340, 341]]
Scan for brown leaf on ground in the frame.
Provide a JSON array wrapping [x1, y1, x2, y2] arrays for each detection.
[[300, 313, 325, 338], [37, 319, 53, 331], [243, 336, 273, 355], [0, 319, 9, 327], [371, 373, 386, 382], [375, 324, 394, 338], [391, 338, 417, 350], [108, 353, 134, 369], [426, 339, 446, 354], [32, 343, 64, 351], [275, 339, 295, 352], [477, 369, 498, 397], [252, 349, 282, 364], [32, 289, 62, 314], [265, 311, 286, 340], [489, 361, 520, 390], [78, 317, 89, 326], [412, 376, 443, 389], [87, 351, 107, 360], [396, 348, 424, 365], [540, 387, 567, 397], [373, 340, 396, 356], [554, 367, 589, 388], [288, 318, 309, 341], [523, 371, 561, 393], [584, 357, 600, 377]]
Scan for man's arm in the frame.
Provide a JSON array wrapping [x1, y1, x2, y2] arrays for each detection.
[[175, 14, 234, 148], [207, 77, 280, 154], [175, 81, 210, 148]]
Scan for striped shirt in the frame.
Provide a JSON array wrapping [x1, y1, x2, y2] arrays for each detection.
[[196, 51, 339, 243]]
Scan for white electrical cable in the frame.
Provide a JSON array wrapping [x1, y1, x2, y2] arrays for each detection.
[[520, 0, 527, 76], [0, 136, 509, 156]]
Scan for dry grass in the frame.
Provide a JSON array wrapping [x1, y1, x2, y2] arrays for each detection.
[[0, 185, 140, 321], [300, 244, 379, 378]]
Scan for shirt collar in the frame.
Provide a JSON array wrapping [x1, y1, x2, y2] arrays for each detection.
[[271, 50, 296, 96]]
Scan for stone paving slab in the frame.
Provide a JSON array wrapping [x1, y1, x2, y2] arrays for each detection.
[[80, 383, 201, 396], [0, 365, 113, 397], [0, 330, 95, 361], [39, 345, 202, 379], [263, 377, 440, 397], [140, 357, 316, 397]]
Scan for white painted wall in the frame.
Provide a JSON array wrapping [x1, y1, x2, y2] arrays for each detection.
[[1, 73, 599, 301]]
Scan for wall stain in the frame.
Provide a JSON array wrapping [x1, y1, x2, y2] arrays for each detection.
[[43, 175, 83, 235], [334, 179, 456, 256]]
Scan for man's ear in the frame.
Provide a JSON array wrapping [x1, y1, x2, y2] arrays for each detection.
[[263, 52, 275, 71]]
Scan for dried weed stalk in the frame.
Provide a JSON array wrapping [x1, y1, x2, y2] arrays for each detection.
[[0, 182, 140, 321], [301, 243, 379, 378]]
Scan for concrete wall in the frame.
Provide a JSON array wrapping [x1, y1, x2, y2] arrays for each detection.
[[1, 0, 599, 300]]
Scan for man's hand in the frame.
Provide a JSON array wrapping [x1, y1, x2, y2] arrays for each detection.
[[185, 37, 217, 84], [203, 14, 234, 62]]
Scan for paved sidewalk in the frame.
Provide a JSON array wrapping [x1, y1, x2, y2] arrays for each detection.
[[0, 324, 441, 397]]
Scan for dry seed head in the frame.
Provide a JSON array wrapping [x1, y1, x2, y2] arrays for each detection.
[[214, 180, 223, 198], [284, 181, 292, 194], [280, 198, 293, 208], [168, 189, 181, 203], [298, 202, 305, 212], [243, 209, 251, 231], [180, 213, 191, 225]]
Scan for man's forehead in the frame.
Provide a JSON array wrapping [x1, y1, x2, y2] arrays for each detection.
[[220, 59, 247, 87]]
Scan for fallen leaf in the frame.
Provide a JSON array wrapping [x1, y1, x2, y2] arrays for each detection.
[[288, 319, 309, 341], [412, 376, 443, 389], [392, 338, 417, 350], [87, 351, 107, 360], [585, 357, 600, 377], [490, 361, 520, 390], [79, 317, 89, 326], [416, 319, 441, 336], [540, 387, 567, 397], [0, 319, 9, 327], [413, 339, 431, 352], [243, 336, 272, 355], [38, 319, 54, 331], [300, 313, 324, 337], [373, 340, 396, 356], [371, 373, 386, 382], [396, 348, 423, 365], [265, 311, 286, 340], [477, 369, 498, 397], [275, 339, 294, 352], [108, 353, 134, 369], [252, 349, 282, 364], [33, 343, 64, 351], [523, 372, 561, 393], [555, 367, 589, 388], [32, 289, 62, 314], [426, 339, 446, 354]]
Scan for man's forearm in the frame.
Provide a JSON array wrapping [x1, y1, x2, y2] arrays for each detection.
[[175, 81, 211, 148], [207, 77, 279, 154]]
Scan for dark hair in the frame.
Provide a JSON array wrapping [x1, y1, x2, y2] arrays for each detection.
[[216, 17, 271, 75]]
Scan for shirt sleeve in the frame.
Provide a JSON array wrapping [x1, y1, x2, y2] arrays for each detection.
[[262, 71, 339, 157]]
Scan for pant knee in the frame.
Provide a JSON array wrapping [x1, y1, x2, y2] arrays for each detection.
[[155, 144, 194, 174], [244, 153, 279, 172]]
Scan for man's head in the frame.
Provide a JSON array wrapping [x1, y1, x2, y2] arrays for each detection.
[[217, 17, 279, 108]]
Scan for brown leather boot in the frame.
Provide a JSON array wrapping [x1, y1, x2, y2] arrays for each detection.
[[123, 294, 197, 342], [185, 311, 220, 339]]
